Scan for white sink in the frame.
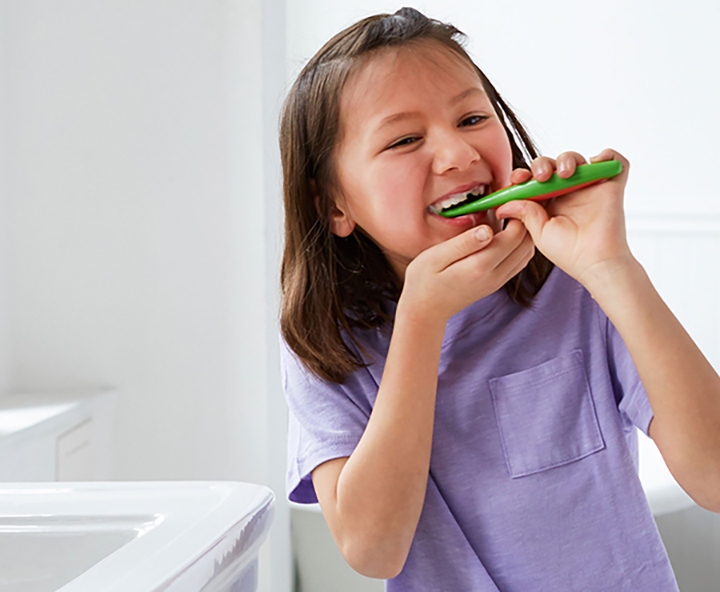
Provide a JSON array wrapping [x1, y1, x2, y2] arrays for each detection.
[[0, 481, 274, 592]]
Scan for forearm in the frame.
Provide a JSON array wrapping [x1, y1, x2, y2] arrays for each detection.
[[335, 298, 446, 577], [583, 258, 720, 511]]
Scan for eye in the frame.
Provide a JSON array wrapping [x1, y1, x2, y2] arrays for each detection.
[[387, 136, 419, 149], [460, 115, 488, 127]]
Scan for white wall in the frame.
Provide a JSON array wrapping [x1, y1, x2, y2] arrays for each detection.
[[260, 0, 292, 587], [0, 1, 290, 591], [0, 0, 11, 395]]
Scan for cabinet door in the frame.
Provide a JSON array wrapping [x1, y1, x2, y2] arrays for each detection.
[[0, 437, 56, 481], [57, 419, 94, 481]]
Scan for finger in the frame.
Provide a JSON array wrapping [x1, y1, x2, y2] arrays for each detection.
[[469, 218, 529, 265], [449, 219, 529, 276], [495, 200, 549, 245], [556, 151, 587, 179], [531, 156, 556, 182], [493, 230, 535, 278], [424, 224, 495, 271], [589, 148, 630, 185], [510, 167, 533, 185], [488, 218, 527, 249]]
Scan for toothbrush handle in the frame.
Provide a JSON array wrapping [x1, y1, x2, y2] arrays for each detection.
[[440, 160, 623, 217], [499, 179, 608, 206]]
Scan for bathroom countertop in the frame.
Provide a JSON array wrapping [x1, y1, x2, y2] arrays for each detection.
[[0, 388, 115, 447]]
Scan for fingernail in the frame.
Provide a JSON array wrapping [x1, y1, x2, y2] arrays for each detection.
[[475, 226, 490, 240]]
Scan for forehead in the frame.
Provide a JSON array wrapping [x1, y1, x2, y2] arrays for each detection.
[[340, 41, 485, 131]]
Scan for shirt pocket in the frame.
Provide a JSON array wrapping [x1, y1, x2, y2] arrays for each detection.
[[488, 349, 605, 479]]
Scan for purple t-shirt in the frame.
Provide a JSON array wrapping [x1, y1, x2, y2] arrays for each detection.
[[281, 267, 679, 591]]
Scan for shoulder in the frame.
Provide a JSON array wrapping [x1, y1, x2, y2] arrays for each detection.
[[279, 328, 384, 415]]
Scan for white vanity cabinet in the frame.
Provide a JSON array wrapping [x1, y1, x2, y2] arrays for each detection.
[[0, 388, 116, 481]]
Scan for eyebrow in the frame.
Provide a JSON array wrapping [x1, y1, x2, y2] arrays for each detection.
[[374, 87, 486, 132]]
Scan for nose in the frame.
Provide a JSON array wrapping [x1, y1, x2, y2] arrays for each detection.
[[431, 130, 481, 175]]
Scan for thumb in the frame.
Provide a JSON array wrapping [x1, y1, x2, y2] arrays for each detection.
[[496, 200, 548, 242], [425, 223, 494, 271]]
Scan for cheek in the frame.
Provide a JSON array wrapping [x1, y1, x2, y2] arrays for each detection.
[[371, 162, 424, 213], [487, 126, 515, 184], [380, 182, 411, 217]]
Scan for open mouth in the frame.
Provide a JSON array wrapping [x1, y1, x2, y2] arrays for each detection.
[[427, 184, 488, 215]]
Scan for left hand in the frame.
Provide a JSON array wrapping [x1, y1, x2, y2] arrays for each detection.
[[494, 148, 636, 290]]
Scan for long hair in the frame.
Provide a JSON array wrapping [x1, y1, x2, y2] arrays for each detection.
[[279, 7, 553, 384]]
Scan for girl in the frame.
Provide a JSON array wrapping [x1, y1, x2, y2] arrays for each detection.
[[278, 7, 720, 591]]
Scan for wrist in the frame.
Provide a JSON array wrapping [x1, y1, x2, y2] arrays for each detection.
[[580, 256, 647, 303], [395, 293, 449, 335]]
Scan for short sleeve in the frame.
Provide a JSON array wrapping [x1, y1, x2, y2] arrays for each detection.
[[280, 336, 376, 503], [596, 303, 654, 437]]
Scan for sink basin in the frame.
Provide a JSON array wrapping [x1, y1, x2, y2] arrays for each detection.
[[0, 481, 274, 592]]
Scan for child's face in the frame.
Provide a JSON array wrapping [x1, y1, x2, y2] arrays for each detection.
[[329, 41, 513, 280]]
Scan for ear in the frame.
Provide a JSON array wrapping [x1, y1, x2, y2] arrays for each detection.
[[310, 179, 356, 238], [327, 201, 356, 238]]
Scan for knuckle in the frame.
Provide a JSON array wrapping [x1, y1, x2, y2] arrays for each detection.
[[474, 259, 492, 277], [455, 237, 472, 257], [512, 222, 528, 240], [408, 251, 431, 273], [505, 218, 523, 232], [407, 252, 423, 269]]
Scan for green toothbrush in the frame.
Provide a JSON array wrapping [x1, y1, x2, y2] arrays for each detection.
[[439, 160, 623, 217]]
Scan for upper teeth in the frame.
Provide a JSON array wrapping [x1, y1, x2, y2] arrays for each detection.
[[428, 184, 487, 214]]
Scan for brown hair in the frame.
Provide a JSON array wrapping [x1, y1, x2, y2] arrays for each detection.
[[279, 7, 554, 384]]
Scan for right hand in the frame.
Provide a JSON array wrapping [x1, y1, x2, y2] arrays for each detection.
[[400, 219, 535, 323]]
